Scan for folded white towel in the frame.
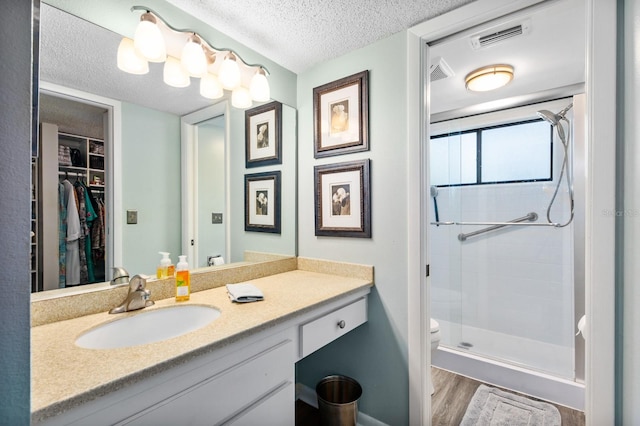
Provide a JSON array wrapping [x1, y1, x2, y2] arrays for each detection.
[[226, 283, 264, 303]]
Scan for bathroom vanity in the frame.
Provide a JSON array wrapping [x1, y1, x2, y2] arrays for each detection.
[[31, 258, 373, 425]]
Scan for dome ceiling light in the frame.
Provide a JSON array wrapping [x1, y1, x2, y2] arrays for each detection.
[[464, 64, 514, 92]]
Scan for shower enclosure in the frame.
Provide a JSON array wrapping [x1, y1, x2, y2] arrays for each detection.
[[429, 97, 585, 408]]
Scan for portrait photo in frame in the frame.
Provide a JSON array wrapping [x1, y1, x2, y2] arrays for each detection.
[[245, 101, 282, 168], [313, 70, 369, 158], [245, 171, 281, 233], [314, 159, 371, 238]]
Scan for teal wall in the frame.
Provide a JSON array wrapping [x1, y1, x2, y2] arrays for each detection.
[[197, 121, 225, 267], [296, 32, 410, 425], [229, 105, 298, 262], [0, 0, 32, 423], [121, 103, 182, 275]]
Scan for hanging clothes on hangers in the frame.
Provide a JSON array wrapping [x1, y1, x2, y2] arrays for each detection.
[[61, 179, 81, 285], [75, 180, 98, 283], [58, 182, 66, 288]]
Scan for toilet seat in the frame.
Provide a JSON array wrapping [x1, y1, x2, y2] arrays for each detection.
[[430, 318, 440, 333]]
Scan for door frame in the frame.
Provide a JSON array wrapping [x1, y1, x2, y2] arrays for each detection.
[[406, 0, 617, 424], [181, 101, 230, 267], [39, 81, 121, 280]]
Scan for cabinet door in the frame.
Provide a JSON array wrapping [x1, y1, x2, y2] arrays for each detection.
[[119, 339, 293, 425], [225, 382, 294, 426]]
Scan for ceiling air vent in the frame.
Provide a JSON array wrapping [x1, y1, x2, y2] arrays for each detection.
[[430, 57, 454, 82], [470, 19, 531, 49]]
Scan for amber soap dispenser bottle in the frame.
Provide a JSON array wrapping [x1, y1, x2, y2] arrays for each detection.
[[175, 255, 191, 302]]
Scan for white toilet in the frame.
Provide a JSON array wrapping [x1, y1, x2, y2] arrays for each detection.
[[429, 318, 441, 395]]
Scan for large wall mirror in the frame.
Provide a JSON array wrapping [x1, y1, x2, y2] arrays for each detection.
[[33, 1, 298, 294]]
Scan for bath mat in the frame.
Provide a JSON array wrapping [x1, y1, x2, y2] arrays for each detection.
[[460, 384, 561, 426]]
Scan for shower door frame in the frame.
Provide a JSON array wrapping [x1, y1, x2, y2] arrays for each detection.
[[406, 0, 617, 425]]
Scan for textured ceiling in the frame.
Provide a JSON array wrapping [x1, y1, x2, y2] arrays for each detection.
[[40, 0, 585, 119], [163, 0, 477, 73]]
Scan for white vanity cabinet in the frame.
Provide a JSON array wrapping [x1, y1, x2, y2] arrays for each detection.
[[35, 289, 370, 426], [41, 330, 296, 426]]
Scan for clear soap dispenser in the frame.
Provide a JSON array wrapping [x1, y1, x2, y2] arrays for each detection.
[[175, 255, 190, 302], [157, 252, 173, 279]]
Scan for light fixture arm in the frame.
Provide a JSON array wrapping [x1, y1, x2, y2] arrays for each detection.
[[130, 5, 270, 75]]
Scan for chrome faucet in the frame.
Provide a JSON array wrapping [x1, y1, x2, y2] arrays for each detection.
[[111, 267, 130, 286], [109, 274, 155, 314]]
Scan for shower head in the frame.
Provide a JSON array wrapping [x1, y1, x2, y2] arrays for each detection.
[[537, 103, 573, 142], [536, 103, 573, 126], [537, 109, 560, 126]]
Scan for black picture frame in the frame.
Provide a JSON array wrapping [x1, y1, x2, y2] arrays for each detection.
[[245, 171, 281, 233], [245, 101, 282, 168], [313, 70, 369, 158], [314, 159, 371, 238]]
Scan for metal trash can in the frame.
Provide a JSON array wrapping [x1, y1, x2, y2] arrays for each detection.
[[316, 375, 362, 426]]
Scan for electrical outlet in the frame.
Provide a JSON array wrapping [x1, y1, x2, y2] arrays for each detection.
[[212, 213, 223, 224], [126, 210, 138, 224]]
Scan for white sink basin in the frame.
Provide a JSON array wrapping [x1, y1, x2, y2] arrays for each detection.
[[75, 305, 221, 349]]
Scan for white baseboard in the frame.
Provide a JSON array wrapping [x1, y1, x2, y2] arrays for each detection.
[[295, 382, 389, 426]]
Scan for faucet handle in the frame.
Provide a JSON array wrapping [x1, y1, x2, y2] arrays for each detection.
[[129, 274, 150, 292]]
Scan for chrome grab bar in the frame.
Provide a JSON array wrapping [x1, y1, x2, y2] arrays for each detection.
[[430, 212, 560, 241]]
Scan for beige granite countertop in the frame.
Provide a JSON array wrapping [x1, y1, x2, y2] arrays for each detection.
[[31, 266, 373, 421]]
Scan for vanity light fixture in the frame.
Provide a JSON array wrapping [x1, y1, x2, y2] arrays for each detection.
[[117, 6, 271, 109], [181, 34, 208, 77], [163, 56, 191, 88], [250, 68, 270, 102], [465, 64, 514, 92], [117, 38, 149, 75], [133, 12, 166, 62], [218, 52, 241, 90], [200, 73, 224, 99], [231, 86, 252, 109]]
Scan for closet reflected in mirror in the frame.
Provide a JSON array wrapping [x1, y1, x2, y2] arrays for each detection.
[[35, 93, 112, 292]]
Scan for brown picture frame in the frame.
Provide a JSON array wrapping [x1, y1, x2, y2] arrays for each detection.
[[314, 159, 371, 238], [313, 70, 369, 158], [245, 101, 282, 168], [245, 171, 281, 233]]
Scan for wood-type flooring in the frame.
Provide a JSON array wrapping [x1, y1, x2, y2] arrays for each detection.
[[296, 368, 586, 425], [431, 367, 586, 426]]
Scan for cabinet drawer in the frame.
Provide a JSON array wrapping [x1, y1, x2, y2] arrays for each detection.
[[225, 381, 294, 426], [300, 298, 367, 358], [122, 339, 294, 425]]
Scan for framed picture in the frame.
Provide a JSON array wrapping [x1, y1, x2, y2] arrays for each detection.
[[313, 70, 369, 158], [245, 171, 281, 233], [314, 159, 371, 238], [245, 101, 282, 168]]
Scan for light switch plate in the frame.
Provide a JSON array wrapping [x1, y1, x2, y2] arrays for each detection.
[[127, 210, 138, 224], [212, 213, 223, 224]]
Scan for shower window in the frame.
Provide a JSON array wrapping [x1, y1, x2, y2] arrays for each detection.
[[431, 119, 552, 187]]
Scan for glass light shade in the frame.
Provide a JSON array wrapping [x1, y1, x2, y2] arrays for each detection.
[[117, 38, 149, 75], [163, 56, 190, 88], [231, 86, 252, 109], [465, 65, 514, 92], [181, 38, 208, 77], [133, 17, 166, 62], [200, 73, 223, 99], [249, 71, 270, 102], [219, 55, 241, 90]]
